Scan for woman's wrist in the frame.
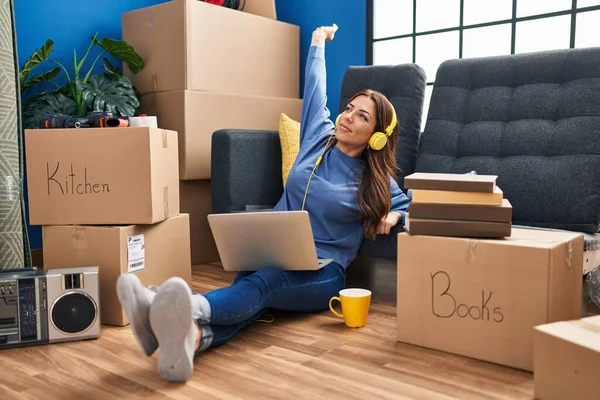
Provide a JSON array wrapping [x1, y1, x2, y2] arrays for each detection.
[[311, 30, 326, 47]]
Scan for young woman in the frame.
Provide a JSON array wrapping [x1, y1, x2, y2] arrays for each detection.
[[116, 23, 411, 383]]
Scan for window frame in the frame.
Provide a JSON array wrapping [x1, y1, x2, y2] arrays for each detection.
[[366, 0, 600, 94]]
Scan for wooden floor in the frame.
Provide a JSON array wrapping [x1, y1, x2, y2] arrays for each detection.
[[1, 260, 587, 399]]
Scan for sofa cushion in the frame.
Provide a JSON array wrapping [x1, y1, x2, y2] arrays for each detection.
[[339, 64, 427, 190], [278, 113, 300, 187], [415, 47, 600, 234]]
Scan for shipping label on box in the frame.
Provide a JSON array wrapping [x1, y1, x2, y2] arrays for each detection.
[[397, 228, 583, 371], [127, 234, 146, 273], [25, 127, 179, 225]]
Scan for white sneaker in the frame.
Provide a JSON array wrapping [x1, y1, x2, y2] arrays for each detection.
[[116, 274, 158, 356], [149, 277, 197, 382]]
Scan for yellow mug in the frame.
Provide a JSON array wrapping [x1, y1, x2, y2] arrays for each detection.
[[329, 288, 372, 328]]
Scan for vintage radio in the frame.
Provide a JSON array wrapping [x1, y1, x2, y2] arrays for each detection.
[[0, 266, 101, 349]]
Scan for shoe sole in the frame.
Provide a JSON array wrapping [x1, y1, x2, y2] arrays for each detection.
[[150, 277, 195, 382], [116, 274, 157, 356]]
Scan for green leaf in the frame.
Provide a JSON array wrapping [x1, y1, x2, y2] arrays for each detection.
[[76, 32, 99, 76], [21, 92, 77, 129], [20, 67, 61, 93], [19, 39, 54, 83], [103, 57, 123, 79], [92, 37, 144, 74], [80, 74, 139, 117]]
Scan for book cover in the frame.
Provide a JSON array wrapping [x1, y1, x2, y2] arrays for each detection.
[[405, 172, 497, 193], [408, 199, 513, 223]]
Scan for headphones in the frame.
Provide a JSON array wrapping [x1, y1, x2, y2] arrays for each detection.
[[335, 102, 398, 151]]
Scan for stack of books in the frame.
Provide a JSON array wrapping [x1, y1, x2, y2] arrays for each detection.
[[404, 172, 512, 238]]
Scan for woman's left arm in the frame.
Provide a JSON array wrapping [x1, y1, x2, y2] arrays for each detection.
[[377, 177, 411, 235], [389, 177, 411, 224]]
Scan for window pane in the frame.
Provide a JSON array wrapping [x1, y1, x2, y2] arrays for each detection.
[[576, 10, 600, 48], [373, 0, 413, 39], [578, 0, 600, 8], [463, 0, 512, 25], [416, 31, 459, 82], [517, 0, 572, 17], [422, 85, 433, 130], [515, 15, 571, 54], [463, 24, 512, 58], [373, 38, 414, 66], [416, 0, 460, 32]]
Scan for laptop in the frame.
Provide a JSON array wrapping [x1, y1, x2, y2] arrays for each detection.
[[207, 210, 334, 272]]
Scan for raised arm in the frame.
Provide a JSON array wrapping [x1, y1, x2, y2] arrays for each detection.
[[299, 24, 338, 144]]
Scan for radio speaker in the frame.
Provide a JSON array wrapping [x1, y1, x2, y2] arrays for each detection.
[[0, 266, 101, 349]]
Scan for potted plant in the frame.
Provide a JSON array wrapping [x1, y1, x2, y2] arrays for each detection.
[[19, 33, 144, 129]]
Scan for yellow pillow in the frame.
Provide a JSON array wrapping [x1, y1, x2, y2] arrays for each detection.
[[278, 113, 300, 187]]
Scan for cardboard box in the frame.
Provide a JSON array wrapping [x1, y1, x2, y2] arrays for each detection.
[[122, 0, 299, 98], [180, 180, 220, 265], [396, 227, 584, 372], [42, 214, 192, 326], [534, 316, 600, 400], [140, 90, 302, 180], [239, 0, 277, 19], [25, 127, 179, 226]]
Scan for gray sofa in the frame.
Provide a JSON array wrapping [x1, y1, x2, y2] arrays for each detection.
[[416, 47, 600, 234], [211, 46, 600, 262], [211, 63, 427, 260]]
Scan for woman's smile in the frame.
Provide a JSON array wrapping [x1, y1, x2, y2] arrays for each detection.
[[339, 122, 352, 133]]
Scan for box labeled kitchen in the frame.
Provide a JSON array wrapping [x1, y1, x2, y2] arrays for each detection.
[[25, 127, 179, 225]]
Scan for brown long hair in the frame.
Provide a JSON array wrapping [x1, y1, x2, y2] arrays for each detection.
[[352, 89, 400, 240]]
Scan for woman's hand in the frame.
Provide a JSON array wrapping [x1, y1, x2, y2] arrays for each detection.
[[377, 211, 402, 235], [311, 24, 338, 47]]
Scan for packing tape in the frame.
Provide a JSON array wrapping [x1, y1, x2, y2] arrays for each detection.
[[147, 7, 154, 28], [468, 239, 479, 264], [162, 130, 168, 148], [163, 186, 169, 220], [129, 116, 158, 128]]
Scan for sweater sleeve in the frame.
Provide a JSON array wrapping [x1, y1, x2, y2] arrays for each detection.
[[300, 45, 335, 144], [390, 177, 411, 223]]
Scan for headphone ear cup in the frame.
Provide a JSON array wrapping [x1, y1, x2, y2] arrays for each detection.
[[369, 132, 387, 151], [335, 114, 341, 128]]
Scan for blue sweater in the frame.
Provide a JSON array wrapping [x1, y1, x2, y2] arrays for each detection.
[[273, 45, 411, 269]]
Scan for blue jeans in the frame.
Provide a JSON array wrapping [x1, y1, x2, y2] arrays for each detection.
[[196, 262, 346, 350]]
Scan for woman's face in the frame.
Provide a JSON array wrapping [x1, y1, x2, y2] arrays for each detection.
[[335, 95, 377, 149]]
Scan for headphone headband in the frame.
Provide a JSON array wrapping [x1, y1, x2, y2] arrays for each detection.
[[385, 102, 397, 137]]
